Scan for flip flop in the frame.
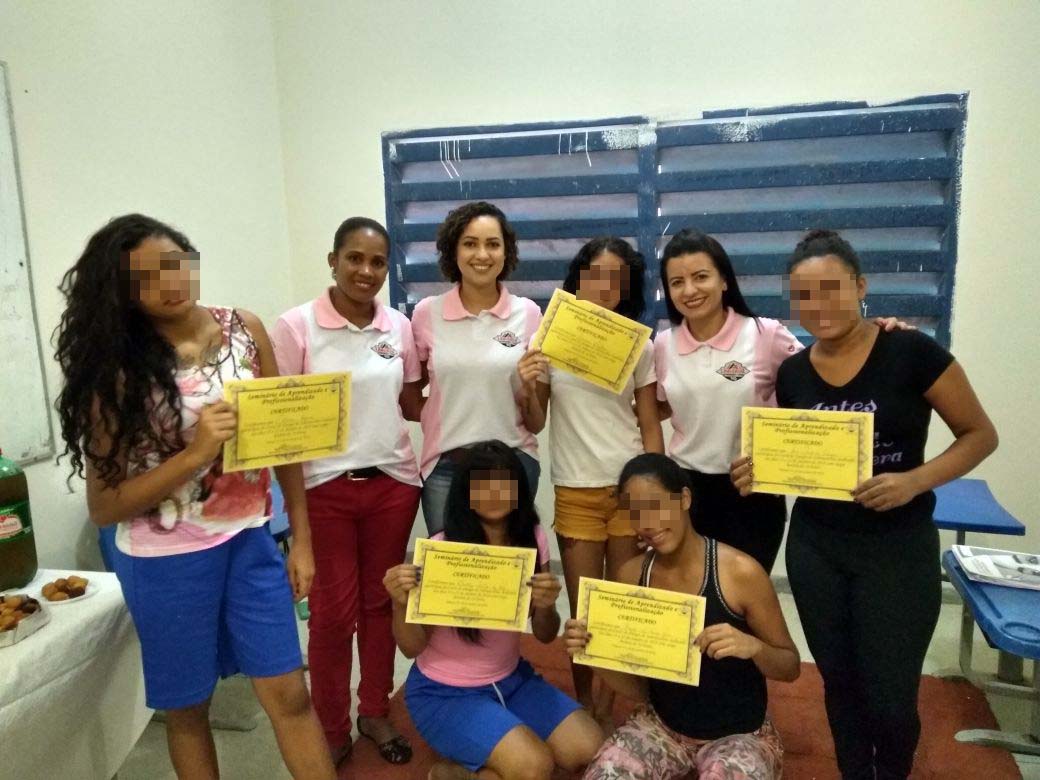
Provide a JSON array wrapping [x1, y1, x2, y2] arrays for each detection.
[[358, 724, 413, 765]]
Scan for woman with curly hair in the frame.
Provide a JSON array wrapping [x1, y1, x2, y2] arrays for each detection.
[[411, 201, 548, 534], [54, 214, 335, 779]]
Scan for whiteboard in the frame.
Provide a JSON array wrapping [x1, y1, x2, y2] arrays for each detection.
[[0, 62, 53, 464]]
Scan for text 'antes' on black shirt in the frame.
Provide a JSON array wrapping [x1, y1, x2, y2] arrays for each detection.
[[776, 327, 954, 532]]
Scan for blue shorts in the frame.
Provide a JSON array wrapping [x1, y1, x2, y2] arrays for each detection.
[[405, 658, 580, 772], [112, 525, 302, 710]]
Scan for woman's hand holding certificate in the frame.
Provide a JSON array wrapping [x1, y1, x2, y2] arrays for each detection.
[[532, 289, 651, 394], [222, 372, 351, 472], [696, 623, 764, 661], [571, 577, 706, 686], [738, 406, 874, 502], [404, 539, 539, 632]]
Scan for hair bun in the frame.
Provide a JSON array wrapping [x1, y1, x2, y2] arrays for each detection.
[[800, 228, 839, 244]]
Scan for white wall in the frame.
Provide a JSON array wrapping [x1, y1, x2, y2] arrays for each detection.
[[270, 0, 1040, 566], [0, 1, 293, 567], [3, 0, 1037, 569]]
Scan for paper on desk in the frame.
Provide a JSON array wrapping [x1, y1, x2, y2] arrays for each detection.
[[953, 545, 1040, 591]]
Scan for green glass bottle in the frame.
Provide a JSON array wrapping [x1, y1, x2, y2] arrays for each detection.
[[0, 449, 38, 590]]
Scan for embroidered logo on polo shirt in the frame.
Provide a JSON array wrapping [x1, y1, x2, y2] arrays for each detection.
[[716, 360, 750, 382], [370, 341, 399, 360], [493, 331, 522, 348]]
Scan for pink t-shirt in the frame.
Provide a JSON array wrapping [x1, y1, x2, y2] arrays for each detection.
[[416, 524, 551, 687], [271, 291, 421, 488], [117, 307, 271, 557], [654, 310, 803, 474], [411, 285, 542, 479]]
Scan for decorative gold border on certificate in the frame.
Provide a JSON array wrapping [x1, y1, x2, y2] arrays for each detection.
[[223, 372, 350, 472], [405, 539, 537, 632], [533, 289, 651, 394], [575, 577, 704, 685], [741, 407, 873, 499]]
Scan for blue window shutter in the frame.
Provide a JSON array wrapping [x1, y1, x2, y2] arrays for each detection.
[[651, 95, 966, 344], [382, 117, 651, 319], [382, 95, 966, 345]]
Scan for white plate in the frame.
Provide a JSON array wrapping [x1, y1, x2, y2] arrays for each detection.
[[36, 580, 98, 605]]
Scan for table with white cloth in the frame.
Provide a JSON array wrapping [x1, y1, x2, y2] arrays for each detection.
[[0, 569, 153, 780]]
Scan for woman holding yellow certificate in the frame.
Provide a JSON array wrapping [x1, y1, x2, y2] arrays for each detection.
[[272, 217, 422, 766], [532, 236, 664, 725], [384, 441, 603, 779], [733, 230, 998, 780], [566, 453, 800, 780], [55, 215, 334, 780], [655, 229, 910, 573], [412, 202, 547, 535]]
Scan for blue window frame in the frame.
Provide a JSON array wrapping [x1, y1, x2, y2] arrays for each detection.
[[382, 94, 966, 345]]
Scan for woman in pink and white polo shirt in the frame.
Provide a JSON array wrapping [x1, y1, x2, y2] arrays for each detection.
[[655, 228, 908, 574], [655, 229, 800, 573], [412, 201, 547, 534], [272, 217, 421, 767]]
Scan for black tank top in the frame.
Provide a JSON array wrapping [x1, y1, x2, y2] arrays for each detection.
[[643, 537, 767, 739]]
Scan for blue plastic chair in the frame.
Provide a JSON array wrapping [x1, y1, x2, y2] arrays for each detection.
[[933, 478, 1026, 545]]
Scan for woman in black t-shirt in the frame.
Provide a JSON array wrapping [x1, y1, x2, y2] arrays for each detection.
[[732, 230, 998, 780]]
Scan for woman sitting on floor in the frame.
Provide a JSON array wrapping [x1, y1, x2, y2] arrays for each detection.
[[566, 453, 800, 780], [384, 440, 603, 780]]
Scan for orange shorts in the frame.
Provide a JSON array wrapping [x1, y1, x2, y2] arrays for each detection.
[[553, 485, 635, 542]]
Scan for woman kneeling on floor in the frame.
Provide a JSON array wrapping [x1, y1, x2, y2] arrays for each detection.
[[566, 453, 800, 780], [384, 440, 603, 780]]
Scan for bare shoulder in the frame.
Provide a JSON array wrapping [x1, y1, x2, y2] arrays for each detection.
[[236, 308, 266, 333], [616, 552, 646, 585], [716, 541, 771, 606], [237, 309, 274, 344]]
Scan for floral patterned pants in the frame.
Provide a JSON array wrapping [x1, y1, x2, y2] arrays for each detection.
[[584, 705, 783, 780]]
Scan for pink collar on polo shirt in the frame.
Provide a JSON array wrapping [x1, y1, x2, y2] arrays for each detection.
[[675, 308, 743, 355], [314, 288, 392, 332], [440, 284, 513, 321]]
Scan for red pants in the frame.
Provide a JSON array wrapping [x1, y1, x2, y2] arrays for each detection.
[[305, 472, 420, 746]]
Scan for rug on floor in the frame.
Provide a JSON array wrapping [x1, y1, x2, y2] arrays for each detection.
[[340, 635, 1021, 779]]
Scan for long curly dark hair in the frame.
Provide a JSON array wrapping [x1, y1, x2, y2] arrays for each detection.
[[436, 201, 519, 283], [54, 214, 196, 486]]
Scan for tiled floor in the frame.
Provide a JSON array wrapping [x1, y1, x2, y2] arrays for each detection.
[[116, 589, 1039, 779]]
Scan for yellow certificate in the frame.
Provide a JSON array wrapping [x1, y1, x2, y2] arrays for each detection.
[[406, 538, 538, 632], [574, 577, 706, 686], [741, 406, 873, 502], [222, 372, 350, 472], [532, 289, 652, 394]]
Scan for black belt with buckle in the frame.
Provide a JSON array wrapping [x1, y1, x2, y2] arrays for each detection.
[[343, 467, 382, 481]]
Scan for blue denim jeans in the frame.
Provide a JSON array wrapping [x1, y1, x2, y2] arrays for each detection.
[[420, 448, 540, 535]]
